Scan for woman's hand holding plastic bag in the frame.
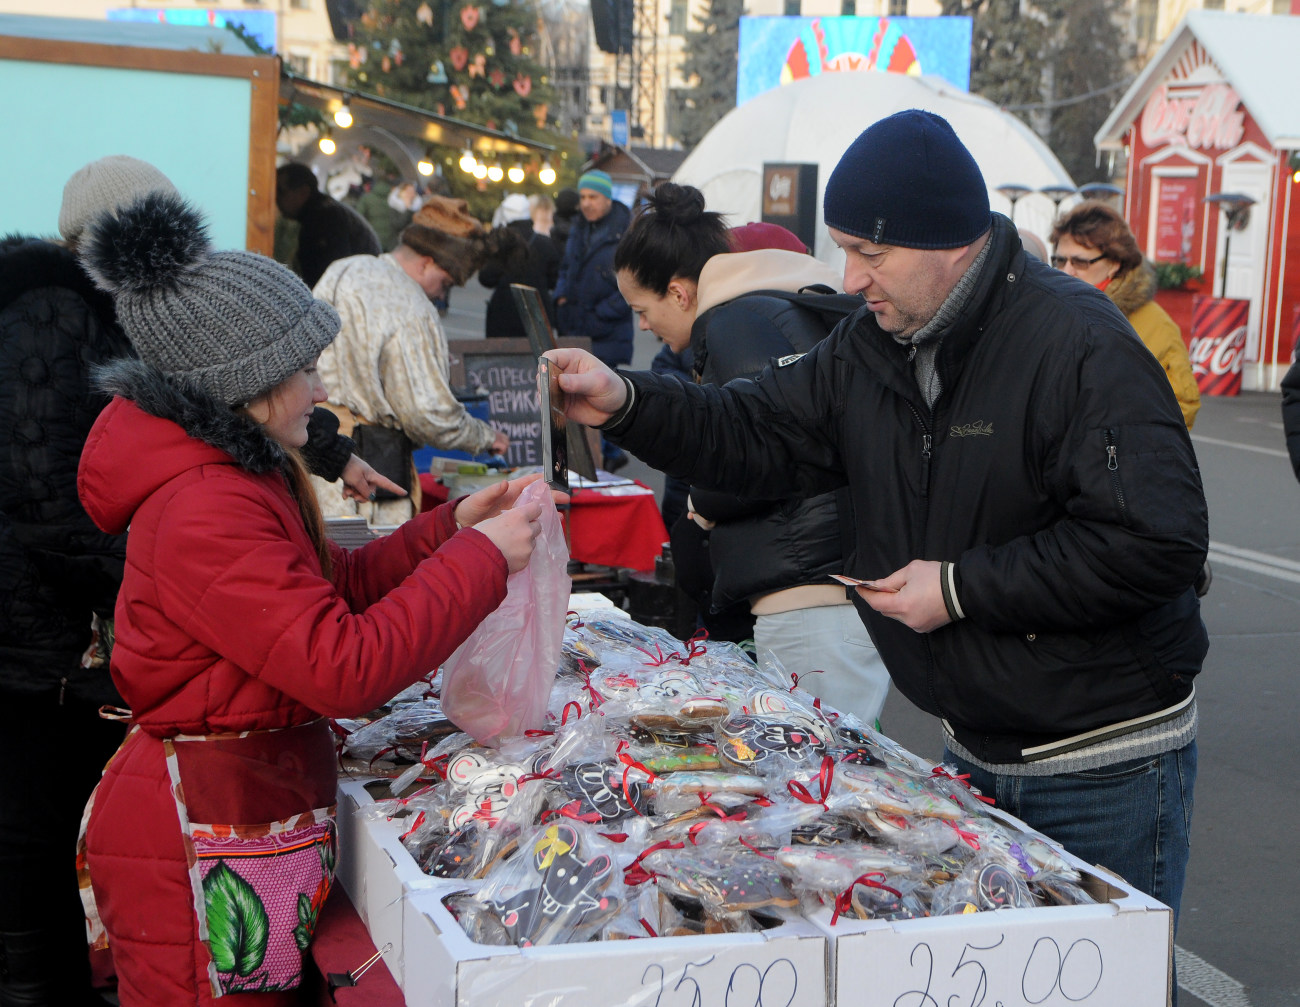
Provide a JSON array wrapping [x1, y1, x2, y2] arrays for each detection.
[[442, 477, 572, 745]]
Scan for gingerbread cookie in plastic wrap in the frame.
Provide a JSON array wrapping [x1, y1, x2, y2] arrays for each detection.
[[477, 822, 623, 947], [644, 845, 798, 922]]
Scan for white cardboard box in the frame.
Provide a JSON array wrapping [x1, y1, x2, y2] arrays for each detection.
[[339, 775, 829, 1006], [811, 855, 1172, 1007], [401, 887, 829, 1007], [336, 776, 442, 987]]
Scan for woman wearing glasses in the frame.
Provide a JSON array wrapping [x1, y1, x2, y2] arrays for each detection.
[[1051, 200, 1200, 429]]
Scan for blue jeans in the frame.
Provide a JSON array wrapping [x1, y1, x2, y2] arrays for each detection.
[[945, 741, 1197, 929]]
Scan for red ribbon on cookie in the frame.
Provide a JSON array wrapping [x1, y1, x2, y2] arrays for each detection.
[[831, 871, 902, 925]]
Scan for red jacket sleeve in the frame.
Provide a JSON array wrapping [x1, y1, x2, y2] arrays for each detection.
[[152, 479, 507, 718], [329, 502, 462, 611]]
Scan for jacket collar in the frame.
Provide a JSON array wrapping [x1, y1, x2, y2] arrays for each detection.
[[93, 357, 288, 474]]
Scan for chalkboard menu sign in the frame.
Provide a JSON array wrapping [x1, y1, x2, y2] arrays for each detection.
[[447, 337, 590, 469]]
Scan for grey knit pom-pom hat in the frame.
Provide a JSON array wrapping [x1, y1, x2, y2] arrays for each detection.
[[82, 192, 340, 406]]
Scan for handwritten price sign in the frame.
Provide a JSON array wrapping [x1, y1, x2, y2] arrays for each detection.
[[830, 907, 1170, 1007], [450, 928, 827, 1006]]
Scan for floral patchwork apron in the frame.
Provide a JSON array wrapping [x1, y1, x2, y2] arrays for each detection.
[[80, 719, 338, 998]]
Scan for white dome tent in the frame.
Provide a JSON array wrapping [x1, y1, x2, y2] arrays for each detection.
[[673, 71, 1075, 269]]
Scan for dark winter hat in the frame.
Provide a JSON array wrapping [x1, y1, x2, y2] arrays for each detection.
[[82, 192, 339, 406], [554, 188, 580, 218], [823, 109, 990, 250]]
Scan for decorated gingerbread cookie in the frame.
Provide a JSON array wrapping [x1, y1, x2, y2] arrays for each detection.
[[649, 848, 797, 914], [560, 761, 648, 822], [716, 714, 830, 769], [484, 823, 619, 947]]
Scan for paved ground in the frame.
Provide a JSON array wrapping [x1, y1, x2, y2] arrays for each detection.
[[448, 279, 1299, 1005]]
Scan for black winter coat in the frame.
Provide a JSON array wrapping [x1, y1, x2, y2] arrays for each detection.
[[687, 294, 845, 609], [480, 219, 560, 339], [1281, 354, 1300, 483], [607, 215, 1209, 763], [0, 237, 130, 703]]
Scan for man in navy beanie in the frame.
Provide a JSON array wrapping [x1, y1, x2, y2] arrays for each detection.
[[545, 111, 1207, 978]]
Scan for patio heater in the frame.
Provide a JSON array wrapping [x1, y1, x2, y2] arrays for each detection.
[[1203, 192, 1255, 297], [995, 184, 1033, 223]]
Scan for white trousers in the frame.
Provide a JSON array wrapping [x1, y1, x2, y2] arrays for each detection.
[[753, 604, 891, 725]]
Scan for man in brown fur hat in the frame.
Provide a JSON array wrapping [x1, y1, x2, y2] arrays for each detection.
[[312, 195, 510, 523]]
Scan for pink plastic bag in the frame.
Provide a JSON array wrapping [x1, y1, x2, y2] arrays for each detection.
[[441, 479, 571, 746]]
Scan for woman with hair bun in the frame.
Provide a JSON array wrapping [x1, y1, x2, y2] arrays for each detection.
[[1051, 199, 1200, 430], [613, 183, 892, 724]]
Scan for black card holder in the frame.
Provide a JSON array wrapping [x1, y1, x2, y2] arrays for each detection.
[[350, 424, 414, 500]]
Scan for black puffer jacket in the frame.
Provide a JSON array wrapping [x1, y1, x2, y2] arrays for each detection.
[[608, 215, 1209, 763], [0, 237, 130, 703], [688, 293, 845, 609], [1281, 353, 1300, 483]]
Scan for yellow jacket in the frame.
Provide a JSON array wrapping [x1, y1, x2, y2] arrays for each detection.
[[1107, 264, 1200, 430]]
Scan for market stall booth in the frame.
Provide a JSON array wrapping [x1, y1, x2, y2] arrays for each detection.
[[1095, 10, 1300, 392]]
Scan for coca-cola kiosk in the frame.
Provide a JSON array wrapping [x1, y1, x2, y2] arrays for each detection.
[[1095, 10, 1300, 391]]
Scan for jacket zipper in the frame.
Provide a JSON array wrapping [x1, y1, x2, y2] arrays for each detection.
[[1104, 428, 1126, 517], [905, 403, 933, 498], [903, 400, 945, 718]]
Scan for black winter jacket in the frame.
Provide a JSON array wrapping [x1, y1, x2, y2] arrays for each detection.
[[0, 237, 131, 703], [688, 293, 845, 609], [1281, 354, 1300, 483], [480, 219, 560, 340], [608, 215, 1209, 763]]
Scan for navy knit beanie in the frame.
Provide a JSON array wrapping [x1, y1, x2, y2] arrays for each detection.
[[823, 109, 990, 249]]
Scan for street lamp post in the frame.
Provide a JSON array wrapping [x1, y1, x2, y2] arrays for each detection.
[[1039, 185, 1077, 220]]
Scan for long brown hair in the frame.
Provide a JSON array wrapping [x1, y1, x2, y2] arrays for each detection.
[[282, 448, 333, 580]]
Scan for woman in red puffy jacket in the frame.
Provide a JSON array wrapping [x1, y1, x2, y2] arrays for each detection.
[[75, 192, 542, 1006]]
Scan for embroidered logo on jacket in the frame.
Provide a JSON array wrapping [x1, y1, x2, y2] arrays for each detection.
[[950, 421, 994, 438]]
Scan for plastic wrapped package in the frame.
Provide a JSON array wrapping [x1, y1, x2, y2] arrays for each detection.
[[441, 480, 570, 745], [476, 821, 625, 947]]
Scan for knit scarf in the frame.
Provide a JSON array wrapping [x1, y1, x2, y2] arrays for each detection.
[[904, 236, 993, 409]]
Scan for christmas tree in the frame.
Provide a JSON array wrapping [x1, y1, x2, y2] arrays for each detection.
[[345, 0, 557, 207]]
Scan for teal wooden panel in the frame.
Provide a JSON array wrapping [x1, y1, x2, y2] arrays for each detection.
[[0, 59, 252, 249]]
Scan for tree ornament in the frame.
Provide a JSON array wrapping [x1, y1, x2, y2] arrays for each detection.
[[533, 103, 549, 128], [416, 2, 434, 25], [427, 60, 448, 84], [348, 42, 363, 69], [449, 46, 469, 71], [470, 53, 487, 78], [450, 84, 469, 109], [508, 28, 522, 56], [512, 73, 532, 97], [381, 55, 391, 72], [490, 67, 505, 88], [459, 5, 480, 31]]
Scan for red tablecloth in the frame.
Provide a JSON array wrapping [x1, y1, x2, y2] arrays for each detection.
[[308, 888, 404, 1006], [418, 473, 667, 572], [565, 482, 667, 572]]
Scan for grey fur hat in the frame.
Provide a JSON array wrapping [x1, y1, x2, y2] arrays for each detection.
[[82, 192, 339, 406]]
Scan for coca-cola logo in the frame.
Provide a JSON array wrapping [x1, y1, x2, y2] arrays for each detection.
[[1141, 83, 1245, 151], [1189, 327, 1246, 376]]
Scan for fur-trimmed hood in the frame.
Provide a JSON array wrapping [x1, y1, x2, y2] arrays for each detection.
[[1106, 260, 1158, 317], [80, 357, 289, 535], [0, 234, 118, 321]]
